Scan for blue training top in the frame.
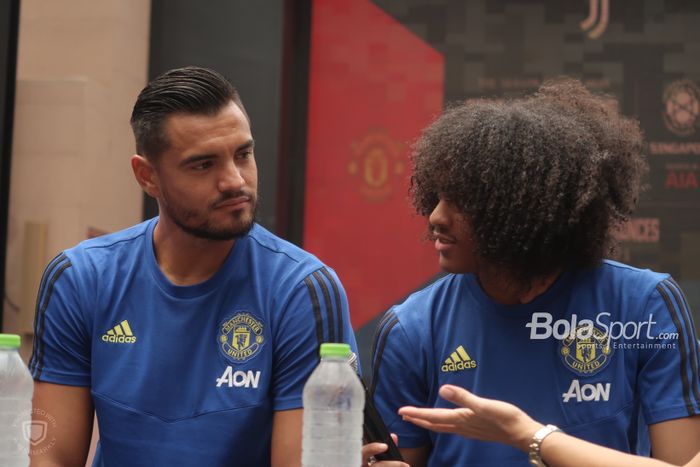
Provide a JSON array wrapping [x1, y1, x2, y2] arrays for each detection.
[[29, 218, 357, 466], [371, 260, 700, 466]]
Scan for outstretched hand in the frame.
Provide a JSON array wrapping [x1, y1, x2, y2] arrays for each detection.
[[398, 384, 543, 452]]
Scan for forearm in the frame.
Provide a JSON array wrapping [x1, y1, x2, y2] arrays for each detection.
[[539, 432, 676, 467], [508, 413, 677, 467]]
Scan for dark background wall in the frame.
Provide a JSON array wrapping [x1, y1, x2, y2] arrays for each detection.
[[367, 0, 700, 319], [147, 0, 306, 236], [0, 0, 20, 332]]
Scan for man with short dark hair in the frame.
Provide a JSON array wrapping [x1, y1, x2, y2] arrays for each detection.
[[29, 66, 356, 466], [370, 79, 700, 466]]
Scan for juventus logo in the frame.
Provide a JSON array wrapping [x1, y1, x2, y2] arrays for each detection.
[[580, 0, 609, 39]]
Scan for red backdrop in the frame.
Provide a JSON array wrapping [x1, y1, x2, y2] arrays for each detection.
[[304, 0, 445, 327]]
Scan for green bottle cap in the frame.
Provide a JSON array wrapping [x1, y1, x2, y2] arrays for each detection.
[[319, 342, 351, 358], [0, 334, 21, 348]]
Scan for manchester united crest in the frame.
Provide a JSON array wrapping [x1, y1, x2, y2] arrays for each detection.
[[560, 324, 612, 376], [348, 128, 405, 202], [663, 80, 700, 137], [219, 312, 265, 363]]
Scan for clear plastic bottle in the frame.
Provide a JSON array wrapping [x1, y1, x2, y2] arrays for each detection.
[[0, 334, 34, 467], [302, 343, 364, 467]]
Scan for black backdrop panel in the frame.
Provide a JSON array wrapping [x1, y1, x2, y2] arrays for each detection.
[[146, 0, 287, 232], [371, 0, 700, 324], [0, 0, 20, 332]]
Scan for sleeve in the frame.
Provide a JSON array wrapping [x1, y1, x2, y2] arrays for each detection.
[[271, 266, 358, 411], [370, 309, 431, 448], [28, 252, 92, 386], [638, 277, 700, 424]]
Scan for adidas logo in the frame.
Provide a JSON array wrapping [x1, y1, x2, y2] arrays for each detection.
[[441, 345, 477, 372], [101, 320, 137, 344]]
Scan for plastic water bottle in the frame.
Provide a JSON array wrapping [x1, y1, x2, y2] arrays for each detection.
[[0, 334, 34, 467], [302, 343, 364, 467]]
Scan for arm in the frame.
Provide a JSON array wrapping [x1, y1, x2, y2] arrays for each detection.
[[27, 253, 94, 466], [271, 409, 302, 467], [637, 279, 700, 464], [370, 310, 432, 467], [399, 385, 700, 467], [397, 447, 430, 466], [270, 267, 358, 466], [650, 417, 700, 465], [30, 381, 94, 467]]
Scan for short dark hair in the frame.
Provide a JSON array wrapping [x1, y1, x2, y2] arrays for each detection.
[[411, 78, 647, 284], [130, 66, 247, 159]]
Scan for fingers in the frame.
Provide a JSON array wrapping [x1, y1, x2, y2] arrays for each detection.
[[399, 406, 469, 424], [401, 414, 459, 434], [361, 441, 409, 467], [362, 442, 389, 459], [439, 384, 480, 408]]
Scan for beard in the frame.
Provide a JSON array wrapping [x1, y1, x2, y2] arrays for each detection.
[[160, 190, 257, 241]]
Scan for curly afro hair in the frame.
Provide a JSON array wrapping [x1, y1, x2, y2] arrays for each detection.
[[410, 78, 647, 284]]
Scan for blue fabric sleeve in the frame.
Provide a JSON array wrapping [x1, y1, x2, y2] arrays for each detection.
[[271, 266, 357, 411], [28, 252, 92, 386], [370, 310, 431, 448], [638, 278, 700, 424]]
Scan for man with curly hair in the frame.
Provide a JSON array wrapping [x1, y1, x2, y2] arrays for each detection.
[[369, 79, 700, 467]]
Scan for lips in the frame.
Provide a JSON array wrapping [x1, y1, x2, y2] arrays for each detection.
[[214, 195, 251, 210], [431, 232, 456, 244], [432, 232, 457, 252]]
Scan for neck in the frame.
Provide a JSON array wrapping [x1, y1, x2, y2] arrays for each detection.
[[476, 266, 560, 305], [152, 216, 235, 286]]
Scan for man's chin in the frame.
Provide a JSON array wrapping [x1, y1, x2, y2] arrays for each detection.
[[180, 218, 255, 241]]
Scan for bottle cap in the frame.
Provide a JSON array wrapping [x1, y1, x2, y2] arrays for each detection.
[[0, 334, 21, 348], [319, 342, 351, 358]]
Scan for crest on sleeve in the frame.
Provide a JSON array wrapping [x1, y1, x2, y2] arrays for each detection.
[[560, 324, 613, 376], [219, 312, 265, 363]]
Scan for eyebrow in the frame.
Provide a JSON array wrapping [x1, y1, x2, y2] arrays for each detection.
[[237, 139, 255, 152], [180, 139, 255, 167]]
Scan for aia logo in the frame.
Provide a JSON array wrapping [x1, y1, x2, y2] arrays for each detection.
[[665, 170, 698, 189], [580, 0, 609, 39]]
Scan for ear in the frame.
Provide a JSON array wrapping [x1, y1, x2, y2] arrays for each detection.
[[131, 154, 160, 198]]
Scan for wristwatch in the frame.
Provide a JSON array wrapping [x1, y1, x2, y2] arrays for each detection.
[[528, 424, 562, 466]]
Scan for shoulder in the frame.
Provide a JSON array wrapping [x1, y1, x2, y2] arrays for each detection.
[[246, 224, 332, 279], [54, 219, 153, 279], [580, 260, 670, 296], [384, 273, 463, 336], [394, 274, 462, 315], [598, 259, 668, 282], [64, 219, 152, 262]]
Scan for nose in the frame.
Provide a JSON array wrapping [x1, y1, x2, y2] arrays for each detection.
[[429, 199, 450, 228], [218, 160, 245, 192]]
